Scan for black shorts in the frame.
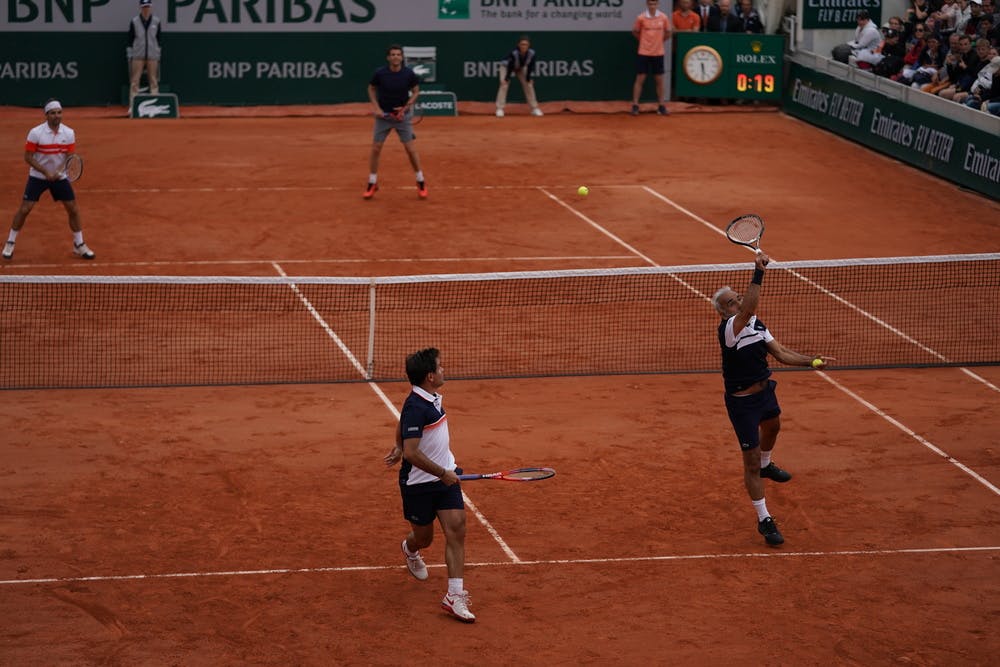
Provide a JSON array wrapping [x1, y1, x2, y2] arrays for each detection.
[[635, 54, 665, 75], [400, 476, 464, 526], [724, 379, 781, 451], [23, 176, 75, 202]]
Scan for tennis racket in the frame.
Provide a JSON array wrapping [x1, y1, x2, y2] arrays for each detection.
[[62, 154, 83, 183], [726, 214, 764, 254], [391, 104, 424, 126], [458, 467, 555, 482]]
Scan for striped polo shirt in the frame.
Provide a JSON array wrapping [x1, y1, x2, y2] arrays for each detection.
[[398, 385, 455, 486], [718, 314, 774, 394], [25, 121, 75, 180]]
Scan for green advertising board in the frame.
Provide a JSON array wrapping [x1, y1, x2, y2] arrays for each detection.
[[801, 0, 883, 30], [0, 31, 634, 106], [784, 62, 1000, 200], [674, 33, 784, 101], [0, 0, 638, 106]]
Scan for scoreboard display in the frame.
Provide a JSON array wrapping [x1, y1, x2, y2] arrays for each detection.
[[674, 33, 784, 101]]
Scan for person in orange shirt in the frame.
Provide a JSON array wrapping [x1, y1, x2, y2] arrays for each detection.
[[673, 0, 702, 32], [631, 0, 673, 115]]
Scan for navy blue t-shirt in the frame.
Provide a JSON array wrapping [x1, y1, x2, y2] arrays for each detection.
[[370, 66, 419, 112]]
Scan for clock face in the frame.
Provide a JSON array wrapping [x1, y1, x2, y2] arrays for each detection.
[[683, 46, 723, 84]]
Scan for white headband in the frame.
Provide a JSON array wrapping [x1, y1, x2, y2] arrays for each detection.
[[44, 100, 62, 113]]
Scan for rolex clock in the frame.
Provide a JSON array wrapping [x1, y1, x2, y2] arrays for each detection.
[[683, 45, 723, 85], [673, 34, 784, 100]]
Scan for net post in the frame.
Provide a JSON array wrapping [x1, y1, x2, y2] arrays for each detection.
[[366, 279, 377, 379]]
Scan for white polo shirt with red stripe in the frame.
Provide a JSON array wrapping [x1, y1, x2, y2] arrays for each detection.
[[25, 121, 75, 180]]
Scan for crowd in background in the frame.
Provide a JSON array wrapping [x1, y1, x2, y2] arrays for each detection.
[[836, 0, 1000, 115]]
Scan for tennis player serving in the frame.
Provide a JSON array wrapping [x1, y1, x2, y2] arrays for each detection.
[[712, 249, 832, 546], [383, 348, 474, 622]]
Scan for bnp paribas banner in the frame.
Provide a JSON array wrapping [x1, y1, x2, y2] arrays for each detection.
[[784, 62, 1000, 200], [1, 0, 636, 31], [1, 0, 637, 106]]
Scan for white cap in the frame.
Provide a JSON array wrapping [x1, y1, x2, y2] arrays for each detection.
[[43, 100, 62, 113]]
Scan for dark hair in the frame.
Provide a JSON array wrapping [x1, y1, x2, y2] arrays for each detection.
[[857, 9, 869, 20], [386, 44, 403, 56], [518, 35, 531, 43], [405, 348, 439, 385]]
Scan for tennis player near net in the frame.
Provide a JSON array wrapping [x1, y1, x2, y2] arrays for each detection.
[[383, 348, 474, 622], [3, 99, 94, 261], [712, 250, 831, 546], [364, 44, 427, 200]]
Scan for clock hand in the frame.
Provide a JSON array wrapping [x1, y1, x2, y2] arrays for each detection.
[[701, 62, 706, 76]]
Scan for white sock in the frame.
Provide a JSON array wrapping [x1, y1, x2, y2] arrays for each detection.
[[6, 230, 18, 244], [752, 498, 769, 521], [402, 539, 417, 556], [415, 170, 425, 182], [73, 231, 83, 246], [760, 450, 772, 468], [448, 577, 463, 595], [368, 173, 377, 184]]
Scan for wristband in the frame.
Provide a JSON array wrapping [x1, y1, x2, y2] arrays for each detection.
[[752, 268, 764, 285]]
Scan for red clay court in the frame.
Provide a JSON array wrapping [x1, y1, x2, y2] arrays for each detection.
[[1, 105, 998, 665]]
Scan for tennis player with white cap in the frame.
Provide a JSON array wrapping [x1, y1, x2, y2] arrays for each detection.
[[3, 99, 94, 261]]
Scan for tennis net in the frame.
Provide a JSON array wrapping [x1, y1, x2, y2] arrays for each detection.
[[1, 253, 997, 389]]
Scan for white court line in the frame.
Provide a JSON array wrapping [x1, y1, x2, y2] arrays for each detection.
[[816, 371, 1000, 496], [2, 545, 997, 586], [0, 255, 634, 271], [270, 262, 521, 564], [84, 185, 639, 194]]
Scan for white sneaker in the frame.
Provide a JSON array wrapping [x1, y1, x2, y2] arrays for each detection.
[[73, 242, 95, 260], [495, 109, 504, 118], [401, 539, 428, 581], [2, 241, 13, 260], [441, 590, 475, 623], [531, 108, 544, 117]]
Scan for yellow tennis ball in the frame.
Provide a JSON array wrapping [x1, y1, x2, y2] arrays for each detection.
[[577, 186, 589, 196], [811, 358, 824, 368]]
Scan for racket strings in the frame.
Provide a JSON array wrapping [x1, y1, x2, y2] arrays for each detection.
[[65, 156, 83, 182], [727, 216, 763, 243]]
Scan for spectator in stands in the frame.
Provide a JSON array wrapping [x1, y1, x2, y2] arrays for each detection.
[[3, 100, 94, 261], [364, 45, 426, 200], [955, 0, 974, 34], [906, 0, 932, 31], [974, 14, 995, 42], [127, 0, 162, 103], [899, 23, 930, 81], [711, 250, 832, 548], [980, 63, 1000, 113], [630, 0, 673, 116], [909, 33, 948, 86], [707, 0, 741, 32], [832, 10, 881, 63], [736, 0, 765, 33], [494, 36, 542, 118], [960, 0, 985, 35], [938, 36, 990, 98], [934, 0, 960, 36], [852, 27, 906, 74], [697, 0, 715, 32], [957, 54, 1000, 103], [673, 0, 703, 33]]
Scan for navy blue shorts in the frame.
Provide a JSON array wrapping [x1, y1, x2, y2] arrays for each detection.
[[23, 176, 75, 202], [724, 379, 781, 451], [400, 476, 464, 526], [635, 54, 665, 75]]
